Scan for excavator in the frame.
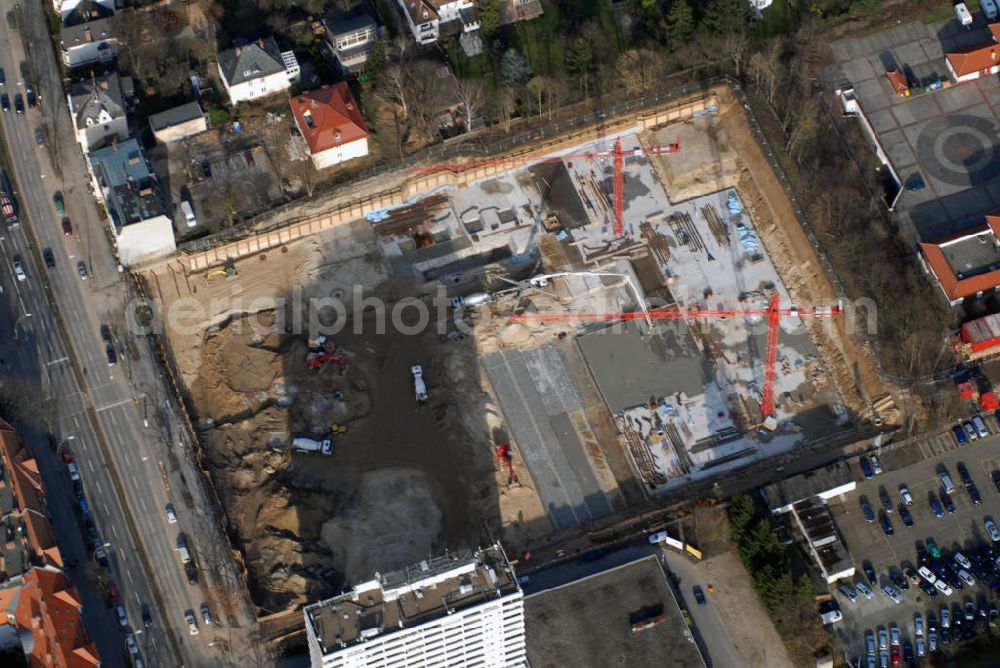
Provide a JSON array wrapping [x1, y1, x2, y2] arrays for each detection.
[[206, 262, 237, 280]]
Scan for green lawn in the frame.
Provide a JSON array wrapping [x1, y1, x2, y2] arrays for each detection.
[[513, 10, 565, 77]]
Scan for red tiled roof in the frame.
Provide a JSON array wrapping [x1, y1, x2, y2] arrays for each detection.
[[886, 69, 909, 95], [921, 218, 1000, 300], [15, 568, 100, 668], [946, 43, 1000, 77], [990, 22, 1000, 43], [290, 83, 369, 156], [0, 420, 60, 565]]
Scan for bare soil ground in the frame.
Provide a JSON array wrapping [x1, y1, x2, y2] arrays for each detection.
[[147, 221, 547, 611], [644, 85, 896, 427]]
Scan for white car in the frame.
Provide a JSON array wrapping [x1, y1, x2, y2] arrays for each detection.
[[934, 579, 953, 596], [870, 454, 883, 475], [125, 633, 138, 655], [918, 566, 937, 584], [878, 627, 888, 650], [116, 605, 127, 626], [856, 581, 874, 599], [955, 552, 972, 570], [973, 415, 989, 438], [914, 613, 924, 637], [941, 607, 951, 628], [958, 569, 976, 587], [67, 462, 80, 481], [12, 258, 25, 282], [185, 611, 198, 635], [899, 484, 913, 506], [411, 364, 427, 402], [165, 504, 177, 524], [200, 603, 212, 625], [988, 518, 1000, 542], [881, 585, 902, 604]]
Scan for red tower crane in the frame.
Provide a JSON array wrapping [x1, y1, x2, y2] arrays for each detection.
[[411, 138, 681, 238], [509, 294, 841, 429]]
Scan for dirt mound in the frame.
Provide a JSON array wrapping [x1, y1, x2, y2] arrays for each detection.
[[320, 468, 444, 583]]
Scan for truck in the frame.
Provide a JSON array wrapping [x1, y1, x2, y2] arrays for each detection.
[[0, 171, 19, 229], [291, 437, 332, 456], [412, 364, 428, 402]]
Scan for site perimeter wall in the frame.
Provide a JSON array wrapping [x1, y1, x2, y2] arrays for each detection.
[[137, 93, 720, 276]]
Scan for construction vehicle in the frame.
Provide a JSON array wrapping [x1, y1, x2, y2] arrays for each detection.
[[330, 424, 348, 434], [496, 442, 518, 484], [512, 293, 841, 430], [292, 437, 332, 456], [306, 352, 347, 369], [412, 138, 680, 238], [412, 365, 428, 402], [206, 263, 237, 280]]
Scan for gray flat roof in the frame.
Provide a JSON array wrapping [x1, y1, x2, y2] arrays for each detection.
[[761, 460, 854, 512], [525, 555, 705, 668], [149, 102, 204, 131], [577, 320, 708, 413], [941, 231, 1000, 281]]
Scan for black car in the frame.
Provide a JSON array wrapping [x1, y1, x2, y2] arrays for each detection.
[[880, 511, 894, 536], [184, 562, 198, 585], [201, 161, 211, 179], [141, 606, 153, 628], [903, 639, 913, 662], [899, 504, 914, 526], [0, 68, 6, 86], [993, 470, 1000, 493], [958, 462, 974, 487], [945, 570, 964, 590], [71, 479, 84, 500], [100, 324, 112, 344], [105, 345, 116, 367], [34, 127, 42, 145], [693, 586, 706, 606], [42, 248, 54, 268], [880, 486, 894, 513], [919, 579, 938, 597], [941, 489, 956, 513], [970, 483, 983, 505], [863, 561, 877, 584], [13, 94, 23, 114], [940, 626, 950, 643], [25, 83, 35, 108], [1, 94, 9, 112], [891, 571, 910, 591]]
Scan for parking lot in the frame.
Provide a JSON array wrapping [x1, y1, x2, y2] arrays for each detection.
[[830, 415, 1000, 660]]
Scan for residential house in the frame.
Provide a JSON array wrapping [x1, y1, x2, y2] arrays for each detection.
[[217, 37, 299, 105], [323, 12, 378, 75], [396, 0, 478, 45], [920, 214, 1000, 304], [290, 83, 370, 170], [67, 71, 128, 153], [59, 0, 114, 28], [946, 23, 1000, 83], [52, 0, 112, 20], [0, 419, 102, 668], [60, 17, 117, 69], [148, 102, 208, 143], [498, 0, 543, 25], [87, 138, 175, 265]]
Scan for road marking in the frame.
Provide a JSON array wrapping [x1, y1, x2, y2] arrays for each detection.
[[126, 568, 134, 584], [96, 397, 133, 412], [112, 524, 119, 539], [95, 479, 101, 494], [135, 592, 140, 604], [131, 473, 137, 488], [46, 356, 68, 366], [87, 459, 95, 472]]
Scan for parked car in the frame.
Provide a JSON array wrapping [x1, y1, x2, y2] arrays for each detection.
[[973, 415, 989, 438], [693, 586, 706, 605], [938, 465, 956, 493], [953, 425, 968, 445], [970, 484, 983, 505], [200, 603, 212, 624], [201, 161, 211, 179], [878, 627, 889, 650], [919, 566, 938, 584], [899, 505, 913, 526], [24, 83, 35, 108], [958, 569, 976, 587], [919, 579, 938, 597], [2, 93, 11, 111], [53, 193, 64, 214], [965, 422, 978, 441], [958, 462, 974, 487], [125, 633, 138, 656], [880, 486, 894, 513], [34, 127, 42, 145], [838, 583, 858, 603], [986, 518, 1000, 542], [934, 579, 954, 596], [928, 539, 942, 558], [966, 600, 976, 621], [0, 68, 6, 85], [864, 561, 877, 584], [165, 504, 177, 524], [890, 623, 901, 646], [116, 605, 127, 626], [13, 256, 25, 282], [860, 496, 876, 523], [915, 612, 925, 637], [13, 94, 23, 114], [866, 630, 876, 655], [891, 571, 909, 591], [880, 512, 894, 536], [62, 217, 72, 236], [882, 585, 902, 604], [67, 461, 80, 481], [857, 580, 875, 599], [184, 611, 198, 635], [955, 552, 972, 570], [899, 484, 913, 506], [860, 456, 874, 480], [941, 489, 956, 513]]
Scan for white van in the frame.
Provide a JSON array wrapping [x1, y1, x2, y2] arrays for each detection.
[[177, 545, 191, 564], [955, 2, 974, 27], [180, 200, 197, 227], [983, 0, 998, 21]]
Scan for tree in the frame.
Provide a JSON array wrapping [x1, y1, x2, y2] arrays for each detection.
[[493, 87, 517, 133], [499, 48, 533, 87], [454, 78, 485, 132], [703, 0, 751, 36], [616, 49, 661, 95], [367, 39, 388, 82], [479, 0, 500, 42], [565, 38, 594, 96], [666, 0, 695, 44], [526, 76, 549, 117]]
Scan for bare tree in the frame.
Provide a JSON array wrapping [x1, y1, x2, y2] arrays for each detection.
[[372, 37, 412, 119], [526, 76, 548, 117], [407, 61, 445, 143], [494, 87, 517, 134], [454, 78, 485, 132]]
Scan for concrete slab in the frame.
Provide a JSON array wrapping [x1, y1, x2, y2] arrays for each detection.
[[936, 85, 986, 113], [844, 58, 879, 84], [869, 108, 900, 135], [895, 42, 927, 67], [942, 187, 994, 221]]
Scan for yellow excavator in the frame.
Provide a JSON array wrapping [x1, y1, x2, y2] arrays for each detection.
[[206, 263, 237, 280]]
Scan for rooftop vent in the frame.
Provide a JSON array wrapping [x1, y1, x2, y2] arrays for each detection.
[[303, 110, 314, 128]]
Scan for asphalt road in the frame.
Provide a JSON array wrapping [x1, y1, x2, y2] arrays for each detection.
[[0, 3, 260, 667]]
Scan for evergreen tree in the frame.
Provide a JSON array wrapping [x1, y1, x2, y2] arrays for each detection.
[[666, 0, 696, 43], [703, 0, 752, 35], [500, 48, 533, 87]]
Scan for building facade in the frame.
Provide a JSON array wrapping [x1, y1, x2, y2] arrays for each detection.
[[396, 0, 477, 45], [304, 545, 526, 668], [290, 83, 370, 170], [60, 18, 117, 69], [149, 102, 208, 143]]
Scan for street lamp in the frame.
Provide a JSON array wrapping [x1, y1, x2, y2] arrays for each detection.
[[12, 312, 32, 340]]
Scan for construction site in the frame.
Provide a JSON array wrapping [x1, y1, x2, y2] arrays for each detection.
[[140, 84, 895, 614]]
